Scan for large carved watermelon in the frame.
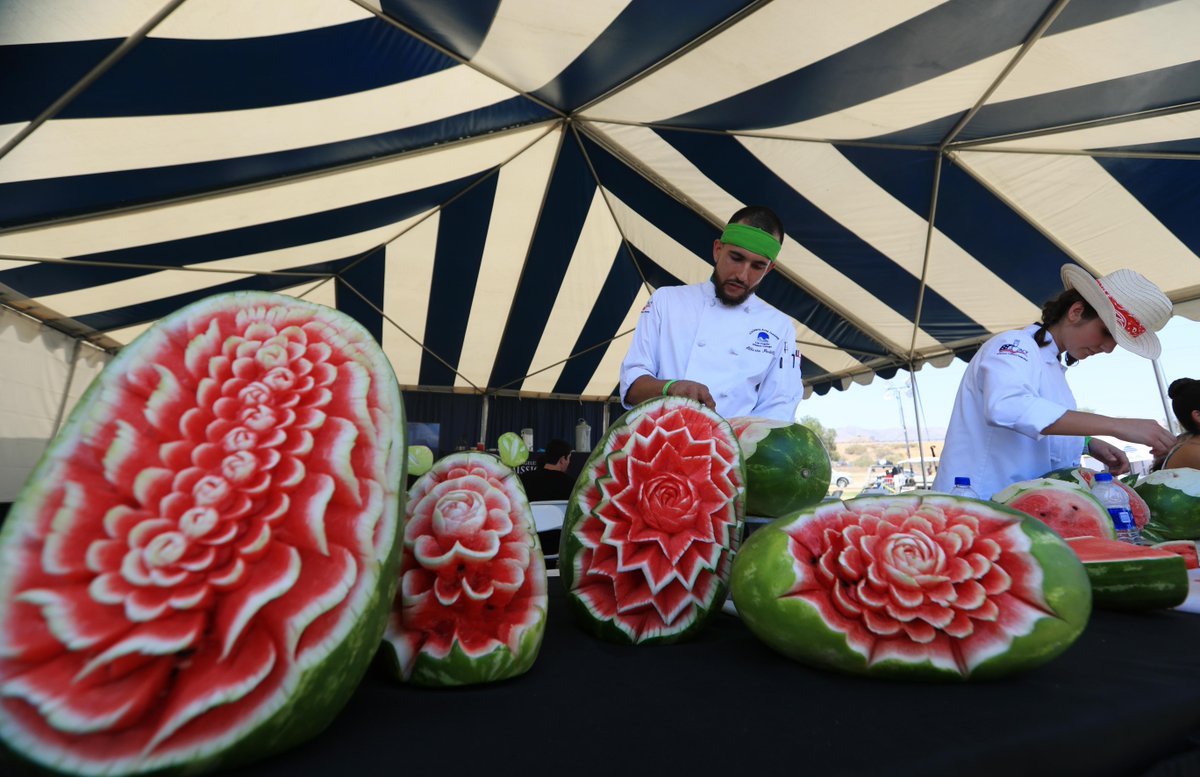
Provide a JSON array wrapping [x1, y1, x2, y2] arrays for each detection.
[[730, 494, 1091, 680], [1135, 468, 1200, 542], [383, 452, 547, 686], [992, 478, 1114, 540], [560, 396, 744, 644], [1042, 466, 1150, 530], [728, 417, 831, 517], [0, 293, 406, 776]]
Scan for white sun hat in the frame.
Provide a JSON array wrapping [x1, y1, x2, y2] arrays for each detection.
[[1060, 264, 1173, 359]]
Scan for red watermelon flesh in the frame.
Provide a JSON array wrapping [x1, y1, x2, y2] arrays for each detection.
[[1043, 467, 1150, 529], [560, 396, 744, 644], [1152, 540, 1200, 570], [0, 293, 406, 776], [993, 479, 1114, 540]]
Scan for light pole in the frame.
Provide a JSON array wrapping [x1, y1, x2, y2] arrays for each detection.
[[883, 381, 913, 463]]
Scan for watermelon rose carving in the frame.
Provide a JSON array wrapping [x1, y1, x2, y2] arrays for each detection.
[[384, 452, 547, 686], [731, 495, 1091, 679], [0, 293, 405, 775], [560, 397, 745, 644]]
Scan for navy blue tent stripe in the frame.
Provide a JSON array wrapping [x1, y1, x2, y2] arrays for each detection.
[[9, 21, 453, 122], [528, 0, 751, 111], [419, 174, 499, 386], [663, 0, 1051, 132], [551, 242, 643, 395], [1, 40, 119, 125], [381, 0, 501, 62], [486, 139, 594, 390], [653, 130, 898, 357], [1100, 157, 1200, 256], [337, 249, 387, 344], [0, 177, 477, 298], [69, 264, 343, 333], [0, 100, 551, 230]]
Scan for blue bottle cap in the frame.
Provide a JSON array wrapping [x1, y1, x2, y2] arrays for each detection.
[[1095, 472, 1113, 482], [954, 477, 971, 486]]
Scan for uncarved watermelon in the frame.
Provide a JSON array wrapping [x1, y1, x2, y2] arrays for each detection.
[[730, 494, 1091, 680], [992, 478, 1114, 540], [383, 452, 547, 686], [0, 293, 406, 776], [1066, 537, 1189, 610], [560, 396, 745, 644], [728, 417, 831, 517], [1136, 468, 1200, 541]]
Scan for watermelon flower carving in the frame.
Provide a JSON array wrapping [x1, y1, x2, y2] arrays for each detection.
[[561, 397, 745, 644], [0, 293, 405, 775], [731, 495, 1091, 679], [385, 453, 547, 686]]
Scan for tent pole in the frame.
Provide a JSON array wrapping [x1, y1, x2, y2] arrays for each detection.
[[602, 401, 610, 434], [909, 367, 931, 488], [479, 394, 489, 449], [49, 340, 81, 438], [1153, 360, 1178, 435]]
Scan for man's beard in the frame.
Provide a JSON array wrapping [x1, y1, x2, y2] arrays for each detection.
[[714, 276, 755, 306]]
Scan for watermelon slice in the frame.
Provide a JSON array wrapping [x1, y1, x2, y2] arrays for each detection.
[[730, 494, 1091, 680], [383, 452, 547, 686], [728, 417, 831, 517], [1151, 540, 1199, 570], [1135, 468, 1200, 542], [1042, 466, 1150, 530], [0, 293, 406, 775], [1066, 537, 1189, 610], [992, 478, 1115, 540], [560, 396, 745, 644]]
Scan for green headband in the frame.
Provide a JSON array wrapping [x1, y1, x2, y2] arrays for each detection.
[[720, 223, 781, 262]]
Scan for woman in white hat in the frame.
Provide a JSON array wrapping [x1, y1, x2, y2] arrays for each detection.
[[933, 264, 1178, 499]]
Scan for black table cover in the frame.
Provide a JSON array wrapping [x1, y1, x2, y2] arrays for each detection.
[[5, 578, 1200, 777]]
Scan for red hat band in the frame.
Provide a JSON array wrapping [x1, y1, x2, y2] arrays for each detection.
[[1096, 278, 1146, 338]]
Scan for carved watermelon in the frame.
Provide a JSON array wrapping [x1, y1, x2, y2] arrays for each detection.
[[992, 478, 1115, 540], [0, 292, 406, 776], [730, 494, 1091, 680], [1042, 466, 1150, 530], [1135, 468, 1200, 542], [1065, 537, 1189, 610], [561, 396, 744, 644], [383, 452, 547, 686], [728, 417, 831, 517]]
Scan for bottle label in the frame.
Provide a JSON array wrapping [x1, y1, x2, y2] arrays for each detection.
[[1107, 507, 1135, 532]]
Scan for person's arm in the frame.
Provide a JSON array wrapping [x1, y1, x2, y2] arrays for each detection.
[[619, 293, 664, 409], [749, 323, 803, 421], [625, 375, 715, 409], [1041, 411, 1177, 456]]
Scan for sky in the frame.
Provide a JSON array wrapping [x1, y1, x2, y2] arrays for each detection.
[[799, 315, 1200, 440]]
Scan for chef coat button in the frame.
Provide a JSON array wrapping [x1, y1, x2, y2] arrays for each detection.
[[728, 348, 737, 355], [698, 341, 706, 347], [719, 392, 728, 398]]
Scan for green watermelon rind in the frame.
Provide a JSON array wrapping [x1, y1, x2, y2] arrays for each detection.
[[0, 291, 408, 776], [1067, 538, 1189, 611], [1136, 468, 1200, 541], [730, 496, 1092, 681], [559, 397, 745, 645], [733, 419, 832, 518]]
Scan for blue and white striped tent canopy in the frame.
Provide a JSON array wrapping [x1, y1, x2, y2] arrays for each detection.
[[3, 0, 1200, 400]]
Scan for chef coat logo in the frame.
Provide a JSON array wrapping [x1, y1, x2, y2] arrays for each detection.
[[997, 342, 1028, 361], [746, 328, 777, 354]]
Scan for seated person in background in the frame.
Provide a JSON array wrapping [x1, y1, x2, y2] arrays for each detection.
[[1152, 378, 1200, 471], [519, 439, 575, 502]]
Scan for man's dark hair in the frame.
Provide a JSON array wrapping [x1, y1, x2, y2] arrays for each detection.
[[728, 205, 784, 240], [541, 438, 573, 467]]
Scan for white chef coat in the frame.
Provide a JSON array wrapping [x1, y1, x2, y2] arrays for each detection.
[[933, 324, 1084, 499], [619, 280, 803, 421]]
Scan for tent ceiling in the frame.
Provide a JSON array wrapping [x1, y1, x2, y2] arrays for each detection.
[[2, 0, 1199, 400]]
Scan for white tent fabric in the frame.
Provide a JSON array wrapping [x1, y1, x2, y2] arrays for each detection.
[[2, 0, 1199, 409]]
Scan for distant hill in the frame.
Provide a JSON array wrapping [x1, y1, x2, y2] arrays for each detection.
[[835, 425, 947, 443]]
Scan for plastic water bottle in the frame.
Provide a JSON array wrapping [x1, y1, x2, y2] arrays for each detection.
[[949, 476, 980, 499], [1092, 473, 1142, 545]]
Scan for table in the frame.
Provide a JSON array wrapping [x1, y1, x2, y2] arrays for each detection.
[[5, 579, 1200, 777]]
